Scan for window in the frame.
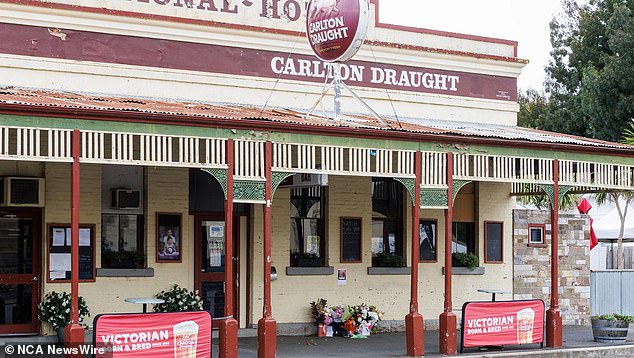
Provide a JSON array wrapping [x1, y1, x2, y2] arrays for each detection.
[[485, 221, 503, 263], [452, 222, 475, 254], [101, 214, 145, 268], [371, 178, 404, 267], [101, 165, 145, 269], [529, 224, 545, 245], [290, 186, 325, 267], [419, 220, 437, 262]]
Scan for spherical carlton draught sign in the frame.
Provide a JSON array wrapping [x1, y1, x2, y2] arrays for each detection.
[[306, 0, 370, 62]]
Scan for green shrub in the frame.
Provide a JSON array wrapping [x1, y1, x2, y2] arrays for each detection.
[[591, 314, 633, 324], [373, 252, 405, 267], [453, 252, 479, 270], [39, 291, 90, 330], [154, 284, 203, 312]]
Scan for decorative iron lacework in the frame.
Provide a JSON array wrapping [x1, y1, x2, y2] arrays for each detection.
[[394, 177, 416, 204], [200, 168, 228, 199], [233, 180, 266, 203], [420, 188, 448, 208], [536, 184, 575, 207], [452, 180, 472, 204], [271, 172, 294, 196]]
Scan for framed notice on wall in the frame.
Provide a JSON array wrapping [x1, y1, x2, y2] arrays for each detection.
[[156, 213, 182, 263], [340, 218, 362, 262], [47, 224, 95, 283]]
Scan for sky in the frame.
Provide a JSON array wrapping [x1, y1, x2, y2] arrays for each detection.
[[378, 0, 565, 91]]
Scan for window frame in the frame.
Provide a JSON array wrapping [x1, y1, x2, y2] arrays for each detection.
[[419, 219, 438, 263], [100, 213, 146, 269], [484, 221, 504, 264], [451, 221, 476, 255], [371, 177, 405, 267], [528, 224, 546, 247], [289, 186, 327, 267]]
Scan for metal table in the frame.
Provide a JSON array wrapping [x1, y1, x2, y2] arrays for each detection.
[[124, 297, 165, 313], [477, 289, 511, 302]]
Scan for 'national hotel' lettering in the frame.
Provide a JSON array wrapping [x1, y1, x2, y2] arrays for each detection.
[[126, 0, 306, 21], [271, 57, 460, 91]]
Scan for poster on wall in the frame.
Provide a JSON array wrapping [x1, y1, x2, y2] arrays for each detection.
[[156, 213, 182, 263], [461, 300, 545, 351], [93, 311, 212, 357]]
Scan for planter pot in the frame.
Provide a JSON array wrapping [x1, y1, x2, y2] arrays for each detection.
[[452, 256, 465, 268], [56, 327, 65, 345], [317, 323, 327, 337], [592, 319, 629, 343]]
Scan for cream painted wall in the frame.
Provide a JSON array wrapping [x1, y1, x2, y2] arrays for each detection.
[[8, 161, 512, 332], [39, 164, 193, 334], [248, 177, 514, 326]]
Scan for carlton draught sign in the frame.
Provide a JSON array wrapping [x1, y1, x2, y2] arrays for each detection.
[[306, 0, 370, 62], [461, 300, 544, 351], [93, 311, 212, 357]]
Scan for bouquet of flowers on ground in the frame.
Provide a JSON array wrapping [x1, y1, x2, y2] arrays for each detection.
[[310, 298, 328, 325], [348, 304, 383, 335]]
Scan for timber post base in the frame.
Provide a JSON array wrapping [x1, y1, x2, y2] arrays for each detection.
[[257, 316, 277, 358], [439, 311, 457, 356], [218, 317, 239, 358], [546, 308, 563, 348], [63, 324, 84, 358], [405, 312, 424, 357]]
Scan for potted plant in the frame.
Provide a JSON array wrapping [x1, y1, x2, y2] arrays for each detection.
[[154, 284, 203, 312], [101, 249, 145, 269], [591, 314, 633, 342], [452, 252, 479, 270], [293, 252, 322, 267], [372, 252, 405, 267], [310, 298, 328, 337], [39, 291, 90, 343]]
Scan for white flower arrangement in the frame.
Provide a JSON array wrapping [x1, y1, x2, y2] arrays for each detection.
[[38, 291, 90, 330], [153, 284, 203, 312]]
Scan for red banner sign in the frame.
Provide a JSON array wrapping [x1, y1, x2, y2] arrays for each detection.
[[462, 300, 544, 348], [306, 0, 370, 62], [93, 311, 212, 357]]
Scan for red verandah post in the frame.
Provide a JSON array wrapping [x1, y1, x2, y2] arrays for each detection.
[[219, 139, 239, 358], [546, 159, 563, 347], [258, 141, 276, 358], [64, 129, 84, 355], [406, 151, 424, 357], [439, 152, 457, 355]]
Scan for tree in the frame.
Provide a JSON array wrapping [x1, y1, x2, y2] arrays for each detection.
[[517, 89, 549, 129], [594, 192, 632, 269], [539, 0, 634, 142]]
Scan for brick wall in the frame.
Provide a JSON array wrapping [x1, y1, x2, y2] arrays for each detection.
[[513, 210, 591, 325]]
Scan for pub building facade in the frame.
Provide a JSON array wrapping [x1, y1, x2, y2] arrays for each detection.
[[0, 0, 631, 356]]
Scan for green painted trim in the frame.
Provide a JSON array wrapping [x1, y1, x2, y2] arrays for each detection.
[[200, 168, 228, 199], [559, 185, 575, 206], [394, 177, 416, 205], [537, 184, 555, 207], [233, 180, 265, 202], [420, 188, 449, 208], [271, 172, 295, 196], [3, 114, 634, 165], [452, 180, 472, 204]]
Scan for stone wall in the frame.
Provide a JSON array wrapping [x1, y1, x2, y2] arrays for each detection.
[[513, 210, 591, 326]]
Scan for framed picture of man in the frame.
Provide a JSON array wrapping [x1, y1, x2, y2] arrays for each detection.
[[419, 220, 437, 262], [156, 213, 182, 263]]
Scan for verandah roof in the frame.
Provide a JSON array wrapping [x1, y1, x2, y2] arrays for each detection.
[[0, 88, 630, 152]]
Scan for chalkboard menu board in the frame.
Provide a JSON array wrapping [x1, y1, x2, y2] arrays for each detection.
[[485, 221, 503, 263], [47, 224, 95, 282], [341, 218, 362, 262]]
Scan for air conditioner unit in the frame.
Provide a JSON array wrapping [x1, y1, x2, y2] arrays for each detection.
[[2, 177, 45, 207], [111, 189, 142, 209]]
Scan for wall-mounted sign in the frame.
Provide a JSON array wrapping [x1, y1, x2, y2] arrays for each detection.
[[0, 23, 517, 101], [461, 300, 544, 351], [93, 311, 212, 357], [306, 0, 370, 62]]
